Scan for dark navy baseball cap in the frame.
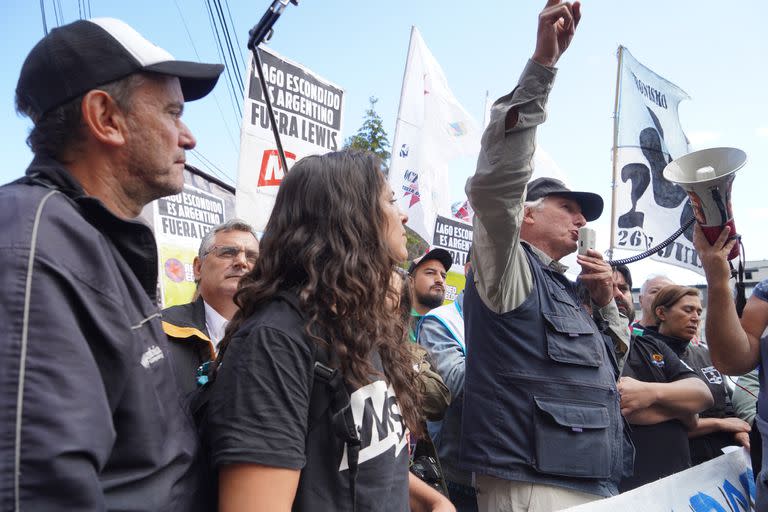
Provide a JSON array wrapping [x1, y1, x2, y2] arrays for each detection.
[[525, 177, 604, 221]]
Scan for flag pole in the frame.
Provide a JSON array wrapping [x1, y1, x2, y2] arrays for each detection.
[[608, 45, 624, 261], [390, 26, 416, 178]]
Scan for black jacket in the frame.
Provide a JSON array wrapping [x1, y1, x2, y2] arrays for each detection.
[[0, 157, 204, 511], [644, 326, 739, 465], [162, 296, 217, 398]]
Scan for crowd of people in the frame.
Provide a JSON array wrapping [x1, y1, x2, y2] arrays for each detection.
[[2, 1, 768, 511]]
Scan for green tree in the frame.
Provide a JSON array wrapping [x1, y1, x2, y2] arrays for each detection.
[[346, 97, 426, 261], [344, 97, 391, 167], [405, 226, 429, 261]]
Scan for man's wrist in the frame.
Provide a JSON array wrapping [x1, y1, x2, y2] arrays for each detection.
[[648, 382, 661, 405], [531, 53, 557, 68]]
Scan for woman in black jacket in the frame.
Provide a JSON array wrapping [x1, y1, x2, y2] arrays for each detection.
[[205, 150, 453, 512], [648, 285, 751, 465], [618, 285, 713, 491]]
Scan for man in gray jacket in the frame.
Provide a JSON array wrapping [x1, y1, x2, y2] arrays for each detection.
[[459, 2, 631, 511], [0, 18, 222, 510]]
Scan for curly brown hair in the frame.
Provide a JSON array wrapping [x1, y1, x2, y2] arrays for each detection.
[[218, 150, 423, 435]]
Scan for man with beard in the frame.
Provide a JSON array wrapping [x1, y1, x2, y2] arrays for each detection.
[[162, 219, 259, 397], [612, 264, 636, 324], [1, 18, 222, 510], [408, 248, 453, 340]]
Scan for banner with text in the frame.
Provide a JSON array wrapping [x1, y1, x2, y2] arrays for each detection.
[[430, 214, 472, 302], [613, 46, 701, 273], [236, 47, 344, 231], [564, 449, 755, 512], [152, 177, 232, 308], [432, 215, 472, 272]]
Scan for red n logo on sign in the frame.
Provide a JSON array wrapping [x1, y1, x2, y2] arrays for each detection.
[[257, 149, 297, 187]]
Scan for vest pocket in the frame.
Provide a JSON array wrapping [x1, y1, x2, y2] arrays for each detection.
[[533, 397, 611, 478], [542, 312, 602, 367]]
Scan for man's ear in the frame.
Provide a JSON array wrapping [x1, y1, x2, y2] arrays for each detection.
[[193, 256, 203, 282], [80, 90, 128, 147], [523, 205, 537, 225]]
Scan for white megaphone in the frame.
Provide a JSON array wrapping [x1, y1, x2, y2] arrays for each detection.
[[663, 147, 746, 260]]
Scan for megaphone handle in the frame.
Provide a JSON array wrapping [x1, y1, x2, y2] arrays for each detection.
[[701, 219, 740, 261]]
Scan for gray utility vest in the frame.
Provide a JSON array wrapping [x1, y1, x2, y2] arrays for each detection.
[[460, 244, 627, 497]]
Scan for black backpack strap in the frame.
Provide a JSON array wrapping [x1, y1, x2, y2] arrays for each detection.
[[275, 293, 360, 510], [311, 347, 361, 512]]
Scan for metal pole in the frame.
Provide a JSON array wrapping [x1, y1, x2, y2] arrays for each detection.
[[608, 45, 624, 261]]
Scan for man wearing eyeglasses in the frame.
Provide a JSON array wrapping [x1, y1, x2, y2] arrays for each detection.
[[162, 218, 259, 397]]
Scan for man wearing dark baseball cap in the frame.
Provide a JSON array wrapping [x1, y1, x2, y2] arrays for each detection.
[[0, 18, 222, 510], [407, 248, 453, 340], [458, 2, 631, 510]]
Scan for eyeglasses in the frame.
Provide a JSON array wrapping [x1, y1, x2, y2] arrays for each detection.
[[206, 245, 259, 264]]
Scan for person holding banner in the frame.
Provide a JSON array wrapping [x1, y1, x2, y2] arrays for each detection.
[[205, 151, 454, 511], [459, 2, 633, 511], [694, 224, 768, 509]]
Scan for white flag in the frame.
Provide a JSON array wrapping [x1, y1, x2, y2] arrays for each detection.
[[613, 47, 701, 273], [388, 27, 480, 243]]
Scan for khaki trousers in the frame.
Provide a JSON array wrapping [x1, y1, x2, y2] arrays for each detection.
[[476, 475, 603, 512]]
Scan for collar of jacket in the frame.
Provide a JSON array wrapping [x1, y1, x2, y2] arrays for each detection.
[[22, 155, 160, 303], [162, 296, 216, 359], [640, 325, 690, 357], [522, 240, 569, 274]]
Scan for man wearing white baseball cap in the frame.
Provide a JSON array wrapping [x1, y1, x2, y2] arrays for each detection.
[[0, 18, 222, 510]]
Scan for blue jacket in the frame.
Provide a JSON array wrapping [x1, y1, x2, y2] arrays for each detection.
[[417, 292, 471, 487], [0, 157, 205, 510]]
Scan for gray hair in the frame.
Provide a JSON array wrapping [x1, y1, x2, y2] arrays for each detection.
[[198, 218, 259, 260], [524, 197, 546, 211], [17, 72, 146, 160]]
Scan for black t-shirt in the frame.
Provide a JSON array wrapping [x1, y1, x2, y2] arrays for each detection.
[[619, 332, 698, 492], [206, 295, 410, 511]]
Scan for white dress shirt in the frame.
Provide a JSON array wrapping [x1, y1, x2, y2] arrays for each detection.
[[203, 300, 228, 352]]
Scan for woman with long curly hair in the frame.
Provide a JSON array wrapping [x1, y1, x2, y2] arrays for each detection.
[[205, 151, 454, 512]]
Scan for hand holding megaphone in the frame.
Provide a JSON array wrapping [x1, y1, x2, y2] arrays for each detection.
[[692, 223, 737, 283], [663, 147, 746, 260]]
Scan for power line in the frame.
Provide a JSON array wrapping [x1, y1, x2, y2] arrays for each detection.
[[55, 0, 65, 24], [172, 0, 239, 153], [50, 0, 60, 26], [77, 0, 82, 19], [190, 149, 236, 186], [212, 0, 244, 92], [173, 0, 239, 152], [39, 0, 48, 35], [223, 0, 243, 59], [203, 0, 243, 121]]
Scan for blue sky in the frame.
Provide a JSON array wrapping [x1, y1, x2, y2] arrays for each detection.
[[2, 1, 767, 286]]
